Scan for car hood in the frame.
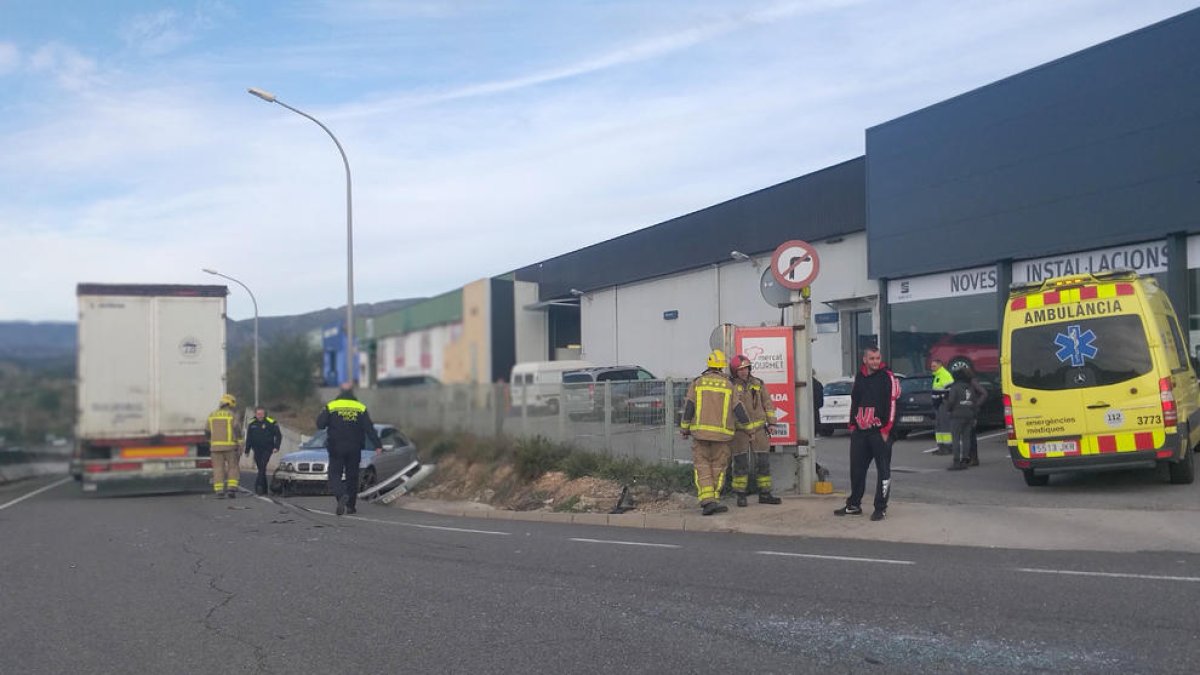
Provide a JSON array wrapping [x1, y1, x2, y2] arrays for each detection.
[[280, 449, 330, 463], [281, 448, 377, 464]]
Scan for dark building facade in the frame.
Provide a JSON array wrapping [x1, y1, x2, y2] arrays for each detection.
[[866, 8, 1200, 376]]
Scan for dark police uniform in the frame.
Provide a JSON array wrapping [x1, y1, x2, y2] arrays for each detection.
[[244, 414, 282, 495], [316, 391, 382, 515]]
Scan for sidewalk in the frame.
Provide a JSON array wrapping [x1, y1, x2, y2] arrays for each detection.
[[393, 493, 1200, 553]]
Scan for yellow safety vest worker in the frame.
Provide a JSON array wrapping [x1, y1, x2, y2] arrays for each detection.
[[735, 375, 775, 431], [207, 408, 240, 449], [681, 371, 741, 441]]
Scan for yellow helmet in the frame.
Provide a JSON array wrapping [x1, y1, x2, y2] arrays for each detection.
[[220, 393, 237, 407], [706, 349, 728, 369]]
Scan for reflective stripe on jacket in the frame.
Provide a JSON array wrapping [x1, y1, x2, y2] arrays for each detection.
[[207, 408, 240, 449], [681, 370, 747, 442], [734, 375, 775, 430]]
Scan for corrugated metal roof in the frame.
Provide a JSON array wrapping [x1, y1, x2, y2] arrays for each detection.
[[513, 157, 865, 300]]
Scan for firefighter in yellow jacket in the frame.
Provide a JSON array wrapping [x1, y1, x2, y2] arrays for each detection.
[[680, 350, 750, 516], [729, 354, 782, 507], [206, 393, 242, 499]]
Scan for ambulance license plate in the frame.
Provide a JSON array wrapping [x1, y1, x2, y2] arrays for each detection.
[[1030, 440, 1078, 455]]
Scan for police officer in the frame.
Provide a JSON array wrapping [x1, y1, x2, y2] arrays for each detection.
[[317, 383, 383, 516], [206, 393, 242, 499], [244, 407, 282, 496], [680, 350, 750, 516], [729, 354, 782, 507]]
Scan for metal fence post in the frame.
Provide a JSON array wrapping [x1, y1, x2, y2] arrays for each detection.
[[557, 381, 567, 444], [603, 381, 612, 456], [664, 378, 675, 463]]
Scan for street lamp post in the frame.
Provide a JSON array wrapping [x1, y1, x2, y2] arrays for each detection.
[[247, 87, 356, 386], [202, 268, 259, 407]]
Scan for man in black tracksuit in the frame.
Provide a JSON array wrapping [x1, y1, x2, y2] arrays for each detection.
[[835, 347, 900, 521], [316, 384, 383, 516], [244, 407, 282, 495]]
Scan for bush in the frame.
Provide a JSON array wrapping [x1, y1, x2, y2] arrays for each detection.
[[513, 436, 569, 481], [561, 451, 602, 479]]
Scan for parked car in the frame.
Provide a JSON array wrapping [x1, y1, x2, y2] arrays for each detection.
[[563, 366, 657, 421], [817, 378, 853, 436], [622, 380, 689, 426], [892, 374, 1004, 439], [271, 424, 419, 496], [927, 329, 1000, 374], [509, 360, 593, 415]]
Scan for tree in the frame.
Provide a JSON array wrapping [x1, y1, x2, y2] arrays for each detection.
[[227, 334, 320, 408]]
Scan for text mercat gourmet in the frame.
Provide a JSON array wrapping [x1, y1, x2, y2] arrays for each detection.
[[1023, 299, 1124, 325]]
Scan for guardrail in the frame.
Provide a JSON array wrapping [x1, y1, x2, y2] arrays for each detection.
[[0, 446, 71, 484]]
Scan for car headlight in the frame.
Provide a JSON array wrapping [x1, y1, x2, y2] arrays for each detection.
[[280, 462, 293, 472]]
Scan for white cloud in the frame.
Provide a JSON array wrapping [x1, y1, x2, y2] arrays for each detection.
[[2, 0, 1197, 321], [0, 43, 18, 75]]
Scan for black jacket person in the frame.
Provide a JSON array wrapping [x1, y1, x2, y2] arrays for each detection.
[[244, 408, 282, 495], [316, 386, 382, 516]]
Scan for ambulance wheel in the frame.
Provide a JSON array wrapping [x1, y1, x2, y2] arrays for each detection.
[[1022, 469, 1049, 487], [1167, 447, 1195, 485]]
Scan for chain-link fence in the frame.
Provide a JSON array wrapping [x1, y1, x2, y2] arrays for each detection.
[[349, 380, 693, 464]]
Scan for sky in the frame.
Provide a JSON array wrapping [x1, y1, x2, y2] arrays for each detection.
[[2, 0, 1197, 323]]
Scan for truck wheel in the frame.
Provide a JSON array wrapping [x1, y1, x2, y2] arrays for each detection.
[[1023, 469, 1050, 487], [1167, 447, 1196, 485]]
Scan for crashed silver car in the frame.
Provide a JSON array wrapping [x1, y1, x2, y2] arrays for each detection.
[[271, 424, 419, 496]]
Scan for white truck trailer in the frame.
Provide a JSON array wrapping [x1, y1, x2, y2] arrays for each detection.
[[72, 283, 228, 494]]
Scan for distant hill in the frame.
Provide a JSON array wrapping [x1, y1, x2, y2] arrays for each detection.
[[0, 298, 425, 372]]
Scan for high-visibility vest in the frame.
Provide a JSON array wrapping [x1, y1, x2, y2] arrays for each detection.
[[735, 375, 775, 431], [207, 408, 239, 449], [682, 372, 737, 441]]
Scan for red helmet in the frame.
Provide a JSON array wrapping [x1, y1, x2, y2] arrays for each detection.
[[730, 354, 752, 371]]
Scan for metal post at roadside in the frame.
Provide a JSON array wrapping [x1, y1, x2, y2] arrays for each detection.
[[787, 288, 815, 494]]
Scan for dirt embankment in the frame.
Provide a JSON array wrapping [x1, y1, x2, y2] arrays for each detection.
[[415, 456, 694, 514]]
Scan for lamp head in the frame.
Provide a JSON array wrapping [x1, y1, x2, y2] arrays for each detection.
[[247, 87, 277, 103], [569, 288, 584, 297]]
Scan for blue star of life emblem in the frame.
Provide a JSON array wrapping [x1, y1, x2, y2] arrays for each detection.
[[1054, 324, 1098, 367]]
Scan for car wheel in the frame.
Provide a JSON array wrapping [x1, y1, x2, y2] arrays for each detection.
[[817, 425, 833, 437], [359, 467, 377, 493], [1022, 469, 1050, 487], [280, 481, 292, 497], [948, 356, 973, 372], [269, 479, 283, 495], [1167, 447, 1196, 485]]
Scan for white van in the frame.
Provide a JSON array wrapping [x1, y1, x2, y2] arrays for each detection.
[[509, 360, 593, 414]]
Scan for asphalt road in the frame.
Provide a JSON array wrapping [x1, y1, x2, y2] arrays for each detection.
[[3, 475, 1199, 674], [815, 428, 1200, 511]]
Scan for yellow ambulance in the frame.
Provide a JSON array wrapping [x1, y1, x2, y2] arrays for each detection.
[[1001, 271, 1198, 486]]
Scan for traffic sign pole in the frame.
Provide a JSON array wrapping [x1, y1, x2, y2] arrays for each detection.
[[768, 240, 820, 495]]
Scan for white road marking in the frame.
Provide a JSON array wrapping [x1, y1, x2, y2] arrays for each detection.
[[569, 537, 681, 549], [311, 510, 510, 535], [0, 476, 72, 511], [1016, 567, 1200, 583], [757, 550, 914, 565]]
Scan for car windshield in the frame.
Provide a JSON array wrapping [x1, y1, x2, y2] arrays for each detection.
[[900, 376, 932, 394], [1010, 315, 1153, 390], [824, 381, 852, 396], [299, 430, 328, 449]]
